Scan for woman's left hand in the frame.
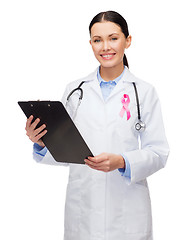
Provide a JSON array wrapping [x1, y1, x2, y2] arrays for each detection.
[[84, 153, 125, 172]]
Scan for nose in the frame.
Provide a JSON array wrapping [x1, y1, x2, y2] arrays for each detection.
[[102, 40, 110, 51]]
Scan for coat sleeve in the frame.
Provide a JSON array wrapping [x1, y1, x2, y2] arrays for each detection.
[[33, 84, 72, 166], [123, 85, 170, 184]]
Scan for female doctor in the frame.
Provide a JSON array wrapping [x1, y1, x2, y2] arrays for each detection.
[[25, 11, 169, 240]]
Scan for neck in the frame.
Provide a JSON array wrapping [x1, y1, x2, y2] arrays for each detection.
[[100, 63, 125, 82]]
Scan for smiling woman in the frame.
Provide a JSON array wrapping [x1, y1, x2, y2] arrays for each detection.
[[89, 12, 131, 81], [25, 10, 169, 240], [90, 22, 131, 73]]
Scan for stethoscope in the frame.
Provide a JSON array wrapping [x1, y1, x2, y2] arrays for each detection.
[[66, 81, 146, 132], [132, 82, 146, 132]]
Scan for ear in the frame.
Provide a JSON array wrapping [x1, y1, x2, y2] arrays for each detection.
[[125, 35, 132, 49], [89, 39, 92, 45]]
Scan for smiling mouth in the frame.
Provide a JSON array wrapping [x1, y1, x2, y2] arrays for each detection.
[[100, 53, 116, 60]]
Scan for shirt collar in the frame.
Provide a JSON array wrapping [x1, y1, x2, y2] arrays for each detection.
[[97, 66, 125, 85]]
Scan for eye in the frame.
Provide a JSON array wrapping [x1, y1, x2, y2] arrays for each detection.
[[94, 39, 101, 43], [111, 37, 118, 41]]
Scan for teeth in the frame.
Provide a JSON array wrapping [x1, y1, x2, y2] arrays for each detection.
[[102, 55, 113, 58]]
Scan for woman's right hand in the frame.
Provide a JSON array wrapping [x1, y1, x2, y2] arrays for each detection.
[[25, 115, 47, 148]]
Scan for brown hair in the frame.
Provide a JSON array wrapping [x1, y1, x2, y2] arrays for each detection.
[[89, 11, 129, 68]]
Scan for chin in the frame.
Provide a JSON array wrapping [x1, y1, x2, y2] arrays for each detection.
[[101, 63, 121, 69], [98, 57, 123, 69], [99, 61, 118, 69]]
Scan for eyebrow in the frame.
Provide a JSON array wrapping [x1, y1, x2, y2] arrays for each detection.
[[92, 33, 119, 38]]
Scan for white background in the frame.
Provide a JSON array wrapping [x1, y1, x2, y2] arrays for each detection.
[[1, 0, 194, 239]]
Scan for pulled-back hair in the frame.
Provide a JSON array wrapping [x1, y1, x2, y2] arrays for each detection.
[[89, 11, 129, 68]]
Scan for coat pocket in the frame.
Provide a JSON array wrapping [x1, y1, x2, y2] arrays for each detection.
[[64, 179, 82, 232]]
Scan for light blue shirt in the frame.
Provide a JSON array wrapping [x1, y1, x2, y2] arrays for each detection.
[[33, 143, 47, 162], [33, 67, 131, 178]]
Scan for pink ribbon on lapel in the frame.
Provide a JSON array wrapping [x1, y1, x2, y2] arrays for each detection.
[[119, 94, 131, 120]]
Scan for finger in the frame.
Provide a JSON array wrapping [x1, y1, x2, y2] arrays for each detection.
[[34, 124, 46, 136], [85, 161, 98, 169], [85, 162, 109, 172], [30, 118, 40, 131], [87, 154, 107, 163], [85, 159, 99, 167], [85, 158, 106, 168], [33, 129, 47, 142], [25, 115, 33, 130]]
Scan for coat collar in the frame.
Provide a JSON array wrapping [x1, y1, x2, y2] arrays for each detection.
[[84, 66, 137, 83], [83, 66, 137, 102]]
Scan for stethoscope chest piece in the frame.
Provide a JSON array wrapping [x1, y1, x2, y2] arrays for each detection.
[[135, 120, 146, 132]]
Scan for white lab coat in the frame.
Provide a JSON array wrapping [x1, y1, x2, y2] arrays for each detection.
[[36, 67, 169, 240]]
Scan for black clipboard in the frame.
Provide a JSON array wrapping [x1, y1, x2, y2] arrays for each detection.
[[18, 101, 93, 164]]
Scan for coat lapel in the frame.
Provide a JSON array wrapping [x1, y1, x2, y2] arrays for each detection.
[[84, 67, 137, 103], [85, 68, 105, 102], [108, 67, 138, 100]]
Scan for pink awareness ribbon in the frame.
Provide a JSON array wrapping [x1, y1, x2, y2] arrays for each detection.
[[119, 94, 131, 120]]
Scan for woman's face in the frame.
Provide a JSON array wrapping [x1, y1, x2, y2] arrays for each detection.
[[90, 21, 131, 69]]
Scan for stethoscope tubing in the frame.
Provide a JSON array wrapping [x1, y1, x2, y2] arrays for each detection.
[[132, 82, 141, 121], [66, 81, 146, 132], [67, 81, 85, 102]]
